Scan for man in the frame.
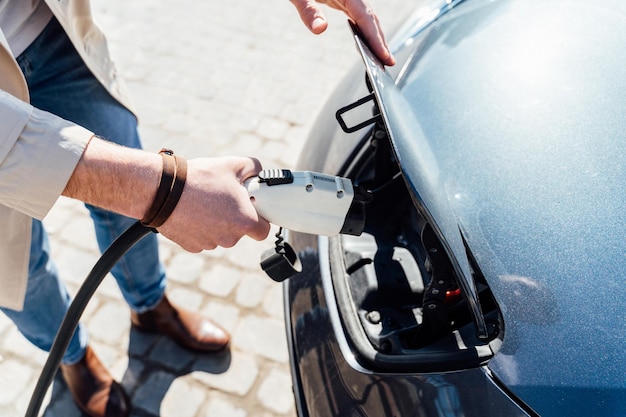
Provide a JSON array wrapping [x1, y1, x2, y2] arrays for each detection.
[[0, 1, 394, 416]]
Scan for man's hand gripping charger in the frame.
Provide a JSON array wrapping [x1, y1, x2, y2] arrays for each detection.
[[245, 169, 371, 282]]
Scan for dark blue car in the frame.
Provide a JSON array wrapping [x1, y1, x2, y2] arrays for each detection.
[[283, 0, 626, 416]]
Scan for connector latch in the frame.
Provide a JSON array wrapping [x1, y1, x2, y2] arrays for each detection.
[[258, 169, 294, 186]]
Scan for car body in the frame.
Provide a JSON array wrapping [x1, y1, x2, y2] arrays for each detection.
[[283, 0, 626, 416]]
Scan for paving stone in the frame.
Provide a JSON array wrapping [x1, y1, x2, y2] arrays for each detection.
[[1, 326, 48, 366], [147, 337, 196, 373], [55, 213, 99, 248], [89, 301, 132, 344], [225, 237, 273, 271], [0, 360, 33, 405], [257, 367, 296, 414], [161, 377, 205, 417], [133, 369, 178, 416], [93, 273, 128, 300], [167, 252, 206, 284], [0, 313, 12, 336], [235, 273, 271, 309], [232, 315, 288, 363], [128, 327, 159, 357], [256, 117, 290, 141], [200, 300, 241, 335], [201, 245, 230, 261], [230, 132, 263, 157], [203, 395, 247, 417], [16, 375, 54, 417], [191, 351, 258, 396], [259, 140, 295, 168], [43, 197, 86, 236], [121, 355, 146, 389], [51, 245, 101, 287], [262, 283, 287, 320], [167, 285, 204, 311], [156, 233, 178, 256], [198, 264, 242, 298], [162, 112, 201, 135]]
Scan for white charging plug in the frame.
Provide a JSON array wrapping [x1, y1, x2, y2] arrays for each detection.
[[245, 169, 358, 237]]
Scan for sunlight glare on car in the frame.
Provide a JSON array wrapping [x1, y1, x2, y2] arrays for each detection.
[[501, 15, 567, 89]]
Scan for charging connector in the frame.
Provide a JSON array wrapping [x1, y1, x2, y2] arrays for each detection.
[[246, 169, 371, 281], [245, 169, 369, 237]]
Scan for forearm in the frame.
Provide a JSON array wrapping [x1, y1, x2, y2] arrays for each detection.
[[63, 136, 270, 251], [62, 136, 160, 220]]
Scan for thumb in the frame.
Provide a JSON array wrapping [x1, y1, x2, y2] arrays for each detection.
[[290, 0, 329, 34]]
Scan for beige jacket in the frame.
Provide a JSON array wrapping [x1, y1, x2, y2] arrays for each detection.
[[0, 0, 133, 310]]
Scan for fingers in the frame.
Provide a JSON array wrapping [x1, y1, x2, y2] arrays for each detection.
[[237, 156, 263, 183], [245, 213, 272, 241], [157, 156, 270, 251], [239, 159, 272, 241], [289, 0, 395, 66], [290, 0, 329, 34], [345, 0, 395, 66]]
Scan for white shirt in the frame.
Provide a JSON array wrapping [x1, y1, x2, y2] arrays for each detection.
[[0, 0, 53, 56]]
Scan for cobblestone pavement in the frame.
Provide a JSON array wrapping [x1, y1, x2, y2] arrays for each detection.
[[0, 1, 413, 416]]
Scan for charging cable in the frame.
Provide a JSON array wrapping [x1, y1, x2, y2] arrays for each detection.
[[25, 221, 154, 417]]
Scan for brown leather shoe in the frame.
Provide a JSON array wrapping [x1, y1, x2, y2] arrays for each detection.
[[130, 296, 230, 352], [60, 346, 130, 417]]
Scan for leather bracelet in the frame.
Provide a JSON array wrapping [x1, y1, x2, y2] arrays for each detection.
[[141, 149, 187, 228]]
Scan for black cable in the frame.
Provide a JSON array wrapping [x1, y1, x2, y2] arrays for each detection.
[[25, 221, 154, 417]]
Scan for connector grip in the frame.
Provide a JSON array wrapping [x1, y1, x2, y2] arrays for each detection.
[[245, 170, 364, 236]]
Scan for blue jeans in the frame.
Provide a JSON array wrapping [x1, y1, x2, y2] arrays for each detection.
[[1, 18, 167, 364]]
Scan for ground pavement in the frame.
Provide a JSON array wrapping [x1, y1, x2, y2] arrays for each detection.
[[0, 1, 414, 416]]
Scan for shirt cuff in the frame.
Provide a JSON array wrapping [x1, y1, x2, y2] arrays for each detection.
[[0, 104, 92, 219]]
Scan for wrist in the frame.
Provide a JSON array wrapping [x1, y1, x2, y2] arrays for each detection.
[[141, 149, 188, 228], [63, 136, 162, 220]]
